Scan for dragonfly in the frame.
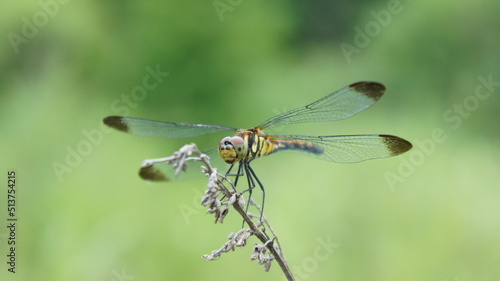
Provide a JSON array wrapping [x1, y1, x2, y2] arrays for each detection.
[[103, 81, 412, 208]]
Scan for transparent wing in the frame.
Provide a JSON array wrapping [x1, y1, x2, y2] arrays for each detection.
[[258, 82, 385, 130], [103, 116, 236, 138], [271, 134, 412, 163]]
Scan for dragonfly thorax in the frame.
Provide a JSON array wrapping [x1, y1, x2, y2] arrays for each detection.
[[218, 135, 248, 164]]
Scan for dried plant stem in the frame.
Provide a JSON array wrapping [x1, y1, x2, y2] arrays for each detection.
[[231, 196, 295, 281], [141, 144, 295, 280], [174, 144, 295, 281]]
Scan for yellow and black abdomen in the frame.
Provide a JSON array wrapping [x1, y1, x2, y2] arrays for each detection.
[[271, 139, 323, 155], [236, 128, 323, 162]]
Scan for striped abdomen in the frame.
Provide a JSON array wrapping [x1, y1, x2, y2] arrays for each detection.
[[237, 128, 323, 161], [271, 139, 323, 155]]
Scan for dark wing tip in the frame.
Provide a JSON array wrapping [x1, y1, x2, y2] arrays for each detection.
[[380, 135, 413, 156], [350, 81, 386, 101], [139, 165, 169, 181], [103, 116, 129, 133]]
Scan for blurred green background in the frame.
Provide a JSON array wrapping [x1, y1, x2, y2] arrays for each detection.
[[1, 0, 499, 280]]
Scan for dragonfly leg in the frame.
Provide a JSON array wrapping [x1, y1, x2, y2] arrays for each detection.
[[246, 164, 266, 226], [226, 162, 255, 228], [225, 162, 266, 227], [225, 162, 245, 183], [238, 163, 257, 228], [224, 163, 243, 193]]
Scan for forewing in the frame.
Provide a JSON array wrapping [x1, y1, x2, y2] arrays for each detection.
[[272, 134, 412, 163], [103, 116, 236, 138], [258, 82, 385, 129]]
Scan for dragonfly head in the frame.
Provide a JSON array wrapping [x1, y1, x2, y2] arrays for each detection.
[[218, 136, 247, 164]]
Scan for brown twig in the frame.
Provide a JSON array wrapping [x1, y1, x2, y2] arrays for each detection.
[[151, 144, 295, 281]]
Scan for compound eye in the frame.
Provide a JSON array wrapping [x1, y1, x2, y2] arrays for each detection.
[[230, 136, 244, 146], [230, 136, 246, 153], [219, 137, 232, 146]]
